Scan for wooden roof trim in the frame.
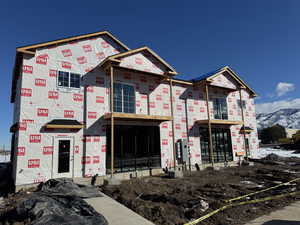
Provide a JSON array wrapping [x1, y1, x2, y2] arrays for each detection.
[[16, 30, 130, 52], [108, 46, 177, 74], [104, 112, 173, 121], [45, 124, 84, 129]]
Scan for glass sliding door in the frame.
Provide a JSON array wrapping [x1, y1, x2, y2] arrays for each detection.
[[200, 127, 233, 163]]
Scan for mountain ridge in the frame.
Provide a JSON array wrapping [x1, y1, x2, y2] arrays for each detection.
[[256, 108, 300, 130]]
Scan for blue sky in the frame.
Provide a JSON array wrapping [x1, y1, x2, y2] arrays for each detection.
[[0, 0, 299, 147]]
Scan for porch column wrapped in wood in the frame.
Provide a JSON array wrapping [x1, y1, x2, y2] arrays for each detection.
[[205, 83, 214, 167]]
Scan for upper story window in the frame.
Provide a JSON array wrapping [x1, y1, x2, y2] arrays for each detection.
[[114, 83, 135, 113], [213, 98, 228, 120], [58, 71, 80, 88], [237, 99, 246, 109]]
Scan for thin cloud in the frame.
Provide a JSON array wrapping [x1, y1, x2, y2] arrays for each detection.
[[276, 82, 295, 97]]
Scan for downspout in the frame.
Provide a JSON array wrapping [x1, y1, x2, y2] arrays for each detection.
[[205, 82, 214, 167]]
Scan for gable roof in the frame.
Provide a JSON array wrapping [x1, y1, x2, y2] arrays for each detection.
[[102, 46, 177, 75], [191, 66, 257, 96], [16, 30, 130, 54]]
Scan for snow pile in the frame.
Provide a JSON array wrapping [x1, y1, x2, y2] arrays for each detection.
[[0, 154, 10, 163], [253, 148, 300, 159]]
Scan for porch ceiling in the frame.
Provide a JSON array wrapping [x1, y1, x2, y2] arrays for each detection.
[[196, 119, 243, 125], [104, 112, 173, 122]]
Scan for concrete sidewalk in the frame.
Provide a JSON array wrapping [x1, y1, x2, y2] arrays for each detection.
[[85, 192, 154, 225], [245, 201, 300, 225]]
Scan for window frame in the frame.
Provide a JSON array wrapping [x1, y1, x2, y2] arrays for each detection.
[[57, 71, 81, 89], [113, 82, 136, 114], [212, 97, 228, 120]]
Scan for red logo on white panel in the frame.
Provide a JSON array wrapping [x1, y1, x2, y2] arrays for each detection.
[[101, 41, 109, 48], [36, 55, 48, 65], [175, 123, 181, 130], [21, 88, 32, 97], [182, 132, 187, 138], [176, 105, 182, 111], [176, 90, 181, 96], [88, 112, 97, 119], [149, 102, 155, 108], [82, 136, 91, 142], [77, 56, 87, 64], [200, 107, 205, 113], [135, 57, 143, 65], [73, 93, 83, 102], [181, 117, 186, 123], [19, 122, 27, 131], [163, 103, 169, 109], [169, 131, 173, 137], [87, 86, 93, 92], [96, 52, 105, 60], [96, 77, 104, 85], [28, 159, 40, 168], [189, 106, 194, 112], [232, 132, 236, 137], [23, 65, 33, 74], [64, 110, 74, 118], [156, 95, 162, 101], [62, 61, 72, 69], [93, 156, 100, 164], [96, 96, 104, 103], [74, 146, 79, 154], [101, 145, 106, 152], [94, 137, 100, 142], [35, 78, 46, 87], [194, 100, 199, 105], [162, 139, 168, 145], [163, 88, 169, 94], [141, 94, 147, 99], [29, 134, 41, 143], [136, 100, 141, 107], [62, 49, 72, 57], [37, 108, 48, 117], [83, 45, 92, 52], [22, 119, 34, 124], [162, 123, 168, 128], [48, 91, 59, 99], [49, 69, 57, 77], [43, 146, 53, 155], [81, 156, 91, 164], [17, 147, 25, 156], [233, 145, 237, 151], [188, 140, 194, 146]]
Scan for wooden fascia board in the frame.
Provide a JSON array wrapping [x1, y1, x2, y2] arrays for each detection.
[[168, 78, 193, 86], [45, 124, 84, 129], [197, 119, 243, 125], [104, 112, 172, 121], [16, 30, 130, 52], [109, 46, 177, 74], [17, 49, 35, 55]]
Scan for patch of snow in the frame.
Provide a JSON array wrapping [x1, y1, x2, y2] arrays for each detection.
[[0, 154, 10, 163], [253, 148, 300, 159]]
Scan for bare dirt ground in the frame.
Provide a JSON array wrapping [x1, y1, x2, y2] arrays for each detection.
[[101, 157, 300, 225]]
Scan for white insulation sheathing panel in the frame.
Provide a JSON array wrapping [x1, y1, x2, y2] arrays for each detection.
[[11, 34, 259, 186]]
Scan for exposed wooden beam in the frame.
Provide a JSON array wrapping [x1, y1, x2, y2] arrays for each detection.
[[169, 79, 176, 169], [196, 119, 243, 125], [104, 112, 172, 121], [45, 124, 84, 129], [110, 66, 114, 177], [239, 88, 248, 158], [205, 83, 214, 167]]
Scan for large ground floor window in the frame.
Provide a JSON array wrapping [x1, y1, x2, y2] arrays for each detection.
[[200, 127, 233, 163], [106, 125, 161, 172]]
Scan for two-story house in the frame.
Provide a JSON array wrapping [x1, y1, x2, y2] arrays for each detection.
[[10, 31, 259, 187]]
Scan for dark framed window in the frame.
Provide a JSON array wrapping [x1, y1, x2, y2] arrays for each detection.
[[237, 99, 246, 109], [58, 71, 80, 88], [213, 98, 228, 120], [113, 83, 135, 113]]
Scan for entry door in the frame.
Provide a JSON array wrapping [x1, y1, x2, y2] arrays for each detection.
[[53, 138, 74, 178]]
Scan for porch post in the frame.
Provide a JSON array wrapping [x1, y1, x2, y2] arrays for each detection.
[[239, 88, 247, 158], [110, 66, 114, 177], [205, 83, 214, 167], [169, 79, 176, 169]]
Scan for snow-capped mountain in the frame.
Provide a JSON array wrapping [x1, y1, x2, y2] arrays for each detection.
[[256, 108, 300, 130]]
